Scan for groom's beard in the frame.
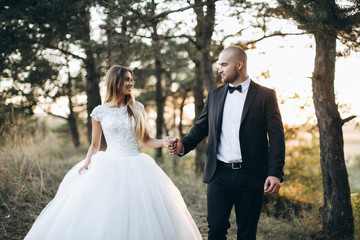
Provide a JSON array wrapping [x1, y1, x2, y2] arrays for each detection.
[[221, 70, 239, 84]]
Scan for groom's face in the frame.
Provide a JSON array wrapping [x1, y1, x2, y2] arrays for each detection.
[[218, 51, 239, 84]]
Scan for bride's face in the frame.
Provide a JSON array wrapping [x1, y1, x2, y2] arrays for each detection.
[[120, 71, 134, 96]]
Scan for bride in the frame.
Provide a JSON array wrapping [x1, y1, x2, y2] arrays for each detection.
[[24, 65, 202, 240]]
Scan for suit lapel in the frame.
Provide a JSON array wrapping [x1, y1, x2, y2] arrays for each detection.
[[241, 80, 257, 125], [214, 84, 228, 136]]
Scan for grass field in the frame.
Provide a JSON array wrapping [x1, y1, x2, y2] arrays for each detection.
[[0, 149, 324, 240], [1, 118, 359, 239]]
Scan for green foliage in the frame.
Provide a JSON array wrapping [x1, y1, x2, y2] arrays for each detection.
[[349, 154, 360, 192], [281, 126, 323, 202], [0, 0, 90, 117], [257, 208, 323, 240], [258, 126, 324, 238], [52, 118, 87, 146], [276, 0, 360, 51], [0, 96, 34, 127], [354, 154, 360, 169], [351, 193, 360, 238]]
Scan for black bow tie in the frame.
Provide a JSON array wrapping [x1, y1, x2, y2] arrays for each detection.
[[228, 84, 242, 93]]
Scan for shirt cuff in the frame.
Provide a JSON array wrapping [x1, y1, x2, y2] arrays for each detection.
[[178, 147, 185, 156]]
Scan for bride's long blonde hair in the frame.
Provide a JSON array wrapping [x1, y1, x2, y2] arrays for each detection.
[[104, 65, 149, 141]]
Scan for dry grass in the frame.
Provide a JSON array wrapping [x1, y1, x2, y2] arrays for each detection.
[[161, 156, 323, 240], [2, 119, 358, 240], [0, 118, 86, 239]]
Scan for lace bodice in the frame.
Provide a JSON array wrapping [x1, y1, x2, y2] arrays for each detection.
[[90, 104, 141, 155]]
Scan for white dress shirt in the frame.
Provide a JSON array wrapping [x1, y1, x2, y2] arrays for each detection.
[[216, 77, 251, 163]]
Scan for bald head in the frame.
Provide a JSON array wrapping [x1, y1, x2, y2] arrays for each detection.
[[222, 46, 247, 65]]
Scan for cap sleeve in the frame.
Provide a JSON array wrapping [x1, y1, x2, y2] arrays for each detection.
[[90, 105, 105, 122]]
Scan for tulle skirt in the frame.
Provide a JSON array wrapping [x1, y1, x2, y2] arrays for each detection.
[[24, 151, 202, 240]]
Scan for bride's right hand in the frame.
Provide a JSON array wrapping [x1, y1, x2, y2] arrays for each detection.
[[163, 136, 177, 148], [78, 165, 88, 175]]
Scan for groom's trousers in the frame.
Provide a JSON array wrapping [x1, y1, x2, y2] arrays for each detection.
[[207, 161, 264, 240]]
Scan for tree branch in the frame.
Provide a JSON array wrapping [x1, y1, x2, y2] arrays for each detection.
[[40, 42, 86, 60], [148, 0, 219, 22], [337, 32, 360, 48], [245, 31, 306, 45], [40, 107, 68, 120], [171, 34, 198, 47], [342, 115, 357, 125], [136, 33, 199, 48]]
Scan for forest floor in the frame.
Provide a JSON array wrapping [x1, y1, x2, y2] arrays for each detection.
[[1, 145, 328, 240], [1, 117, 359, 240]]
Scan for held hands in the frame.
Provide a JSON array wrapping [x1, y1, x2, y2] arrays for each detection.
[[163, 136, 177, 148], [264, 176, 281, 194], [163, 136, 183, 155]]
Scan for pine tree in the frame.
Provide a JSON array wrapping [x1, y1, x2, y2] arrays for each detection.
[[277, 0, 360, 238]]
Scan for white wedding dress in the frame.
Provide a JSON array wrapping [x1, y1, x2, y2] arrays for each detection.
[[25, 104, 202, 240]]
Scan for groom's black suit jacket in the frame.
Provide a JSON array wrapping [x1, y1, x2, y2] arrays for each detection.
[[182, 80, 285, 186]]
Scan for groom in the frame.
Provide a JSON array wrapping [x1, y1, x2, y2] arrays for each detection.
[[168, 45, 285, 239]]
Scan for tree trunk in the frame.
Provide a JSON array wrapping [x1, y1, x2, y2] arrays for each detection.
[[150, 9, 165, 162], [190, 0, 216, 174], [83, 7, 102, 145], [154, 57, 164, 161], [312, 33, 354, 239], [201, 51, 216, 91], [85, 53, 101, 145], [194, 62, 206, 175], [200, 0, 216, 91], [179, 89, 188, 139], [67, 114, 80, 147], [66, 72, 80, 148], [105, 21, 113, 69]]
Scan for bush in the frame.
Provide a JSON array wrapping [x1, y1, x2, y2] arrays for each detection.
[[352, 193, 360, 238], [282, 137, 323, 203]]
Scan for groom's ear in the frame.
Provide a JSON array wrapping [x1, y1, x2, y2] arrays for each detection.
[[236, 60, 243, 71]]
